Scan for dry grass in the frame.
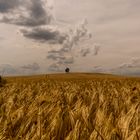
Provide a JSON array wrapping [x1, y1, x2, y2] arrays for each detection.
[[0, 73, 140, 140]]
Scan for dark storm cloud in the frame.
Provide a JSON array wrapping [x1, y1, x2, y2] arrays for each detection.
[[21, 27, 67, 43], [0, 0, 52, 27], [21, 62, 40, 71], [15, 0, 52, 27], [0, 0, 20, 13]]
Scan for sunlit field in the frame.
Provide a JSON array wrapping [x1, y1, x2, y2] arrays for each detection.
[[0, 73, 140, 140]]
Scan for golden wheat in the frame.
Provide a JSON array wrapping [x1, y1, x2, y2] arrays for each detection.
[[0, 74, 140, 140]]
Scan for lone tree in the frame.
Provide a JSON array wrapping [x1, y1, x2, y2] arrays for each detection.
[[65, 67, 70, 73]]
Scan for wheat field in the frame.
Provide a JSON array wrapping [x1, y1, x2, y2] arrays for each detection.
[[0, 73, 140, 140]]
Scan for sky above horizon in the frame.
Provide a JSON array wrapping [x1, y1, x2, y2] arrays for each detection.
[[0, 0, 140, 76]]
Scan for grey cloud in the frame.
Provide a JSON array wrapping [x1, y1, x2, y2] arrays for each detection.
[[21, 27, 67, 44], [119, 58, 140, 69], [57, 56, 74, 65], [0, 64, 18, 75], [63, 57, 74, 64], [91, 64, 140, 76], [92, 65, 104, 73], [48, 63, 62, 72], [127, 71, 140, 76], [48, 50, 61, 54], [0, 0, 52, 27], [47, 54, 65, 61], [0, 0, 20, 13], [80, 48, 90, 57], [93, 45, 100, 55], [47, 53, 74, 65], [21, 62, 40, 71], [0, 63, 41, 76], [119, 63, 134, 69], [80, 45, 100, 57], [28, 0, 49, 23], [0, 0, 98, 73], [15, 0, 52, 27], [102, 58, 140, 75], [47, 19, 92, 71]]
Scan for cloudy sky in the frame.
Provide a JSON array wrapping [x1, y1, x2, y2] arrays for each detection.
[[0, 0, 140, 76]]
